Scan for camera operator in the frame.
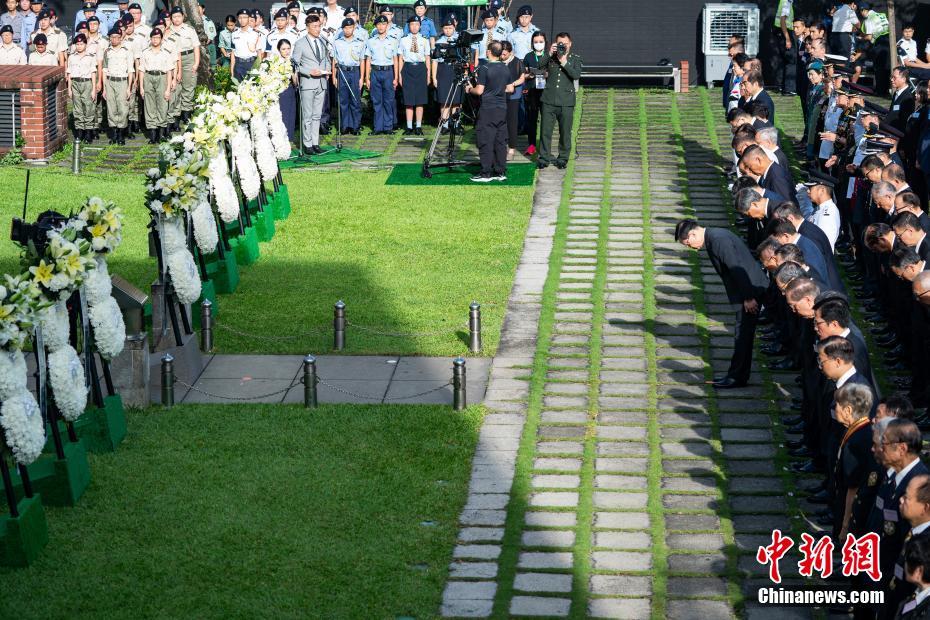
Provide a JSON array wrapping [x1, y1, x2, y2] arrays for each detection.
[[537, 32, 582, 170], [466, 39, 513, 182]]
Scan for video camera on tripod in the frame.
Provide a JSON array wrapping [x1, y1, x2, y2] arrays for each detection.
[[432, 28, 483, 84]]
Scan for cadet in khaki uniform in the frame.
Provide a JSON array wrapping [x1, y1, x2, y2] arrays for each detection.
[[100, 25, 133, 144], [68, 33, 97, 141], [27, 32, 57, 64], [121, 15, 144, 135], [0, 24, 25, 63], [86, 16, 106, 137], [168, 5, 199, 124], [162, 10, 183, 131], [29, 9, 64, 64], [138, 27, 173, 143], [536, 31, 582, 169]]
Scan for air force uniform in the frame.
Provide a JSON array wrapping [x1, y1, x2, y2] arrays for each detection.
[[332, 22, 365, 131], [473, 18, 508, 63], [365, 21, 399, 133]]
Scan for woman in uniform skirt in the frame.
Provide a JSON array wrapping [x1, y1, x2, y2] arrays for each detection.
[[397, 15, 430, 135], [432, 17, 462, 134], [276, 38, 298, 143]]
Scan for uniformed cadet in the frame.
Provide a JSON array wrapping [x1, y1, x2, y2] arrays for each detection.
[[74, 1, 95, 35], [27, 32, 55, 64], [323, 0, 343, 30], [506, 4, 537, 61], [432, 16, 462, 130], [404, 0, 435, 48], [161, 11, 182, 130], [0, 0, 23, 49], [473, 9, 507, 65], [251, 9, 268, 55], [19, 0, 38, 53], [67, 33, 97, 141], [266, 9, 296, 57], [128, 3, 150, 39], [230, 8, 259, 82], [488, 0, 511, 35], [86, 15, 104, 54], [0, 23, 24, 62], [371, 4, 402, 40], [197, 0, 215, 66], [337, 6, 366, 42], [536, 31, 582, 169], [168, 6, 199, 124], [332, 17, 364, 134], [121, 15, 144, 135], [365, 15, 398, 134], [287, 1, 304, 35], [138, 27, 174, 143], [29, 10, 64, 64], [100, 26, 133, 143], [397, 14, 430, 135]]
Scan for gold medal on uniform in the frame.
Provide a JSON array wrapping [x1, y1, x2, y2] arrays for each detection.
[[868, 471, 878, 486], [885, 520, 896, 535]]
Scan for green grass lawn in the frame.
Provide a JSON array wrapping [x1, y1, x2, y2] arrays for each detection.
[[0, 166, 533, 356], [0, 403, 483, 618]]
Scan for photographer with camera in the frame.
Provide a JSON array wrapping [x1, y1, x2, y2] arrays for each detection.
[[466, 39, 513, 182], [537, 32, 582, 170], [432, 16, 463, 133]]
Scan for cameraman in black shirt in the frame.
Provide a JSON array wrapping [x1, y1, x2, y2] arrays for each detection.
[[466, 40, 514, 182]]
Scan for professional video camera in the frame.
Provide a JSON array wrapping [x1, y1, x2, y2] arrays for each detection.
[[432, 28, 483, 70], [10, 210, 68, 255]]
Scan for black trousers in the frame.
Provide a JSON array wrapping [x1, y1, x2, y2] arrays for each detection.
[[729, 302, 759, 384], [506, 97, 520, 149], [777, 31, 797, 94], [524, 88, 542, 147], [477, 105, 507, 176]]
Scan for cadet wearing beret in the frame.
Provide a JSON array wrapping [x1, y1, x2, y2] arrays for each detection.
[[332, 16, 365, 134], [138, 27, 174, 143], [506, 5, 537, 61], [29, 9, 64, 64], [73, 1, 95, 37], [230, 8, 260, 81], [27, 32, 57, 65], [364, 14, 399, 134], [397, 14, 430, 135], [266, 8, 296, 57], [68, 33, 98, 140], [99, 25, 133, 144], [473, 8, 507, 65], [128, 3, 150, 39], [287, 1, 304, 34], [488, 0, 511, 35], [404, 0, 435, 48], [371, 4, 401, 40], [337, 6, 367, 42], [0, 23, 25, 63]]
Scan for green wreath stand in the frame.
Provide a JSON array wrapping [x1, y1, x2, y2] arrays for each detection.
[[0, 494, 48, 567], [13, 438, 90, 507], [74, 395, 126, 454]]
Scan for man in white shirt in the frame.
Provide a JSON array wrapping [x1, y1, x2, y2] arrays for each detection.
[[830, 1, 859, 57], [323, 0, 343, 31], [807, 182, 841, 251]]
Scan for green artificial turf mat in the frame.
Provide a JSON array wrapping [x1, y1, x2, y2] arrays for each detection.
[[385, 162, 536, 186], [277, 147, 380, 169]]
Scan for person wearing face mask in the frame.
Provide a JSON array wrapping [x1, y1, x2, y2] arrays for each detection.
[[521, 30, 545, 157]]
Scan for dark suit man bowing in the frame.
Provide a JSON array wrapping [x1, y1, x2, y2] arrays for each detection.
[[676, 219, 769, 388]]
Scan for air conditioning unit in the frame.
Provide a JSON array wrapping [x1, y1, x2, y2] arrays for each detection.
[[702, 3, 760, 86]]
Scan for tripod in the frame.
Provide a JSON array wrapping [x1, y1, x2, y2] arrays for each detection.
[[422, 68, 476, 178]]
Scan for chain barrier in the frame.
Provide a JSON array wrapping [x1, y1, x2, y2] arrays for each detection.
[[315, 377, 453, 402], [175, 377, 303, 402], [345, 321, 467, 338], [213, 319, 466, 340], [214, 322, 330, 340]]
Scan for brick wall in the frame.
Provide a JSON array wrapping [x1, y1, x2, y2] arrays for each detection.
[[0, 66, 68, 162]]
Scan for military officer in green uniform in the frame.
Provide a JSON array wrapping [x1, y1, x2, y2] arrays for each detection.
[[536, 31, 581, 170]]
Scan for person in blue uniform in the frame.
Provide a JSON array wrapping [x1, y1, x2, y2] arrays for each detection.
[[472, 8, 508, 66], [506, 4, 537, 61], [364, 14, 398, 134], [404, 0, 435, 48], [370, 4, 402, 40], [487, 0, 511, 34], [432, 15, 461, 132], [338, 6, 367, 42], [397, 14, 430, 135], [332, 17, 364, 134]]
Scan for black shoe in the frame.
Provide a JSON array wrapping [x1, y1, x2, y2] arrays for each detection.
[[789, 402, 802, 411], [816, 513, 835, 526], [791, 459, 823, 473], [871, 326, 894, 337], [403, 128, 413, 135], [888, 344, 904, 357], [895, 377, 913, 389], [789, 446, 815, 458], [712, 376, 747, 389], [804, 481, 827, 494], [769, 358, 800, 371], [887, 361, 909, 371], [785, 423, 805, 435], [783, 417, 803, 428], [147, 129, 157, 144], [554, 160, 567, 169], [537, 161, 549, 169], [785, 439, 805, 450], [415, 127, 423, 135], [117, 128, 125, 145], [877, 335, 899, 347], [762, 343, 790, 356], [311, 145, 324, 154], [808, 489, 831, 504]]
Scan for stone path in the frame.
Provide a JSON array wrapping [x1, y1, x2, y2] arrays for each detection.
[[440, 89, 829, 618]]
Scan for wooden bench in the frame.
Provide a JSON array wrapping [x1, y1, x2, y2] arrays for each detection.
[[580, 62, 689, 92]]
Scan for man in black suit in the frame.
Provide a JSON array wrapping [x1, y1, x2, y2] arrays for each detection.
[[675, 219, 769, 388], [896, 193, 930, 234], [739, 69, 775, 123], [882, 475, 930, 620], [886, 66, 916, 133], [755, 125, 788, 168], [813, 294, 874, 383], [747, 100, 774, 130], [769, 218, 846, 293], [743, 145, 796, 206], [894, 212, 930, 262], [722, 38, 744, 110], [772, 201, 835, 264]]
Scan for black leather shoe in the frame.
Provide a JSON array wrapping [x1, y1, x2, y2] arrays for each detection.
[[816, 513, 835, 526], [311, 145, 324, 154], [762, 343, 790, 356], [804, 481, 826, 494], [537, 161, 549, 169], [871, 326, 894, 337], [864, 313, 886, 324], [888, 344, 904, 357], [790, 402, 802, 411], [785, 423, 805, 435], [759, 332, 779, 342], [554, 160, 567, 169], [792, 459, 824, 474], [712, 376, 747, 389], [895, 377, 913, 388], [415, 127, 424, 135], [783, 416, 803, 427], [808, 489, 830, 504], [877, 335, 899, 348], [887, 361, 909, 371], [403, 128, 413, 135], [785, 439, 805, 450], [789, 446, 815, 458], [769, 358, 800, 371]]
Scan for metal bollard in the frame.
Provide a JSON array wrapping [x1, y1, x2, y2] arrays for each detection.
[[452, 357, 466, 411], [468, 302, 482, 354], [333, 300, 346, 351], [161, 353, 175, 408], [72, 134, 81, 174], [200, 299, 213, 352], [303, 354, 318, 408]]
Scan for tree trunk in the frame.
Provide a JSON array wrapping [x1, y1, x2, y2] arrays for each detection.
[[179, 0, 213, 89], [887, 0, 896, 76]]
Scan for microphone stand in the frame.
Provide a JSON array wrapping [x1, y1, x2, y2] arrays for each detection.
[[322, 35, 360, 152]]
